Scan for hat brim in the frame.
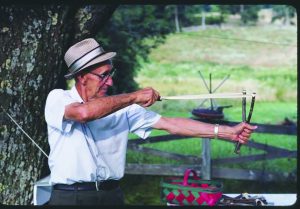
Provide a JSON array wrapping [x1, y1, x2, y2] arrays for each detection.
[[64, 52, 116, 79]]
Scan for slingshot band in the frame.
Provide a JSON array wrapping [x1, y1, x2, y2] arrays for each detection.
[[159, 93, 253, 100]]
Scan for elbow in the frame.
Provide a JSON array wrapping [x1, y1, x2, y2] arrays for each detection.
[[64, 103, 93, 123], [75, 106, 108, 123], [77, 107, 90, 123], [155, 117, 179, 135]]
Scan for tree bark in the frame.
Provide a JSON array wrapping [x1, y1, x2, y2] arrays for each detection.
[[0, 4, 117, 205]]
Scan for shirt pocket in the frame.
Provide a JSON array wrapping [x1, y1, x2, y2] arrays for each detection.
[[95, 135, 121, 154]]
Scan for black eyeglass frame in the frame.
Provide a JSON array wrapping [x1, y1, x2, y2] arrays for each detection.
[[89, 68, 116, 80]]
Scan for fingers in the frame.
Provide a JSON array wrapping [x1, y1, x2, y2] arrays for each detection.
[[240, 131, 250, 138], [237, 134, 249, 144], [243, 128, 252, 134], [153, 89, 160, 101], [232, 122, 257, 144], [238, 125, 257, 144], [243, 122, 258, 130], [136, 87, 160, 107], [142, 98, 155, 107], [147, 88, 160, 106]]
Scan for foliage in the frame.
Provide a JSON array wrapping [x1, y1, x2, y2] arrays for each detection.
[[96, 5, 174, 94], [0, 183, 7, 193], [190, 12, 226, 25], [272, 5, 297, 25], [177, 5, 204, 27], [240, 5, 263, 25], [175, 5, 228, 27]]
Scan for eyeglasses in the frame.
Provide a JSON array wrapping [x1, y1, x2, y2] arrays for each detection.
[[89, 68, 116, 80]]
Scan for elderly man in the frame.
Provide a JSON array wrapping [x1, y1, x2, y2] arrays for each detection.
[[45, 38, 257, 205]]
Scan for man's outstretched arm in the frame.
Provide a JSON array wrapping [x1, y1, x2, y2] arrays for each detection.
[[152, 117, 257, 144]]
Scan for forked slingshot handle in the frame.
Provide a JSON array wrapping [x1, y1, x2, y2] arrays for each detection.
[[234, 92, 256, 154]]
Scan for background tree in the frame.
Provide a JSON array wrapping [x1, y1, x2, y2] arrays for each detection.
[[240, 5, 263, 25], [177, 5, 229, 28], [272, 5, 297, 26], [96, 5, 173, 95], [174, 5, 180, 32], [0, 5, 117, 205]]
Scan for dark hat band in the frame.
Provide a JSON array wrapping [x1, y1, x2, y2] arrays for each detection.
[[68, 46, 105, 74]]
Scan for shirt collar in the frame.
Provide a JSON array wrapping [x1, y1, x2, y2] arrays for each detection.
[[70, 85, 84, 103]]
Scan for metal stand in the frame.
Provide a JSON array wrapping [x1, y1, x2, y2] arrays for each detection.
[[197, 71, 230, 110], [201, 138, 211, 180]]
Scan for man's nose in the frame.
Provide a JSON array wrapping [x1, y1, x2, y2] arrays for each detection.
[[105, 76, 113, 86]]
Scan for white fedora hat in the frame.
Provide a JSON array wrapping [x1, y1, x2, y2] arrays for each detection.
[[64, 38, 116, 79]]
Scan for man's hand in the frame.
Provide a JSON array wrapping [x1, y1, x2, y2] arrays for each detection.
[[132, 87, 160, 107], [230, 122, 257, 144]]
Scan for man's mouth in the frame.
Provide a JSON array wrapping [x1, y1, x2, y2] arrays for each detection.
[[96, 86, 109, 96], [100, 87, 107, 92], [97, 84, 107, 92]]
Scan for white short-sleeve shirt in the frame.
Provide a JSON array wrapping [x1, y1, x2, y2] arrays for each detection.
[[44, 86, 161, 185]]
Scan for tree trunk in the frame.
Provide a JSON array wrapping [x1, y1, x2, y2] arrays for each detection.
[[284, 7, 290, 26], [240, 4, 244, 13], [201, 10, 206, 30], [0, 4, 117, 205], [174, 6, 180, 33]]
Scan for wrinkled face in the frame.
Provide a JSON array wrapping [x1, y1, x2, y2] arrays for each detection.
[[80, 63, 114, 100]]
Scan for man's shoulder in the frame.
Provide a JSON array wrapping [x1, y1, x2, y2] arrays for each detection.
[[46, 88, 69, 101], [48, 88, 67, 94], [48, 88, 68, 96]]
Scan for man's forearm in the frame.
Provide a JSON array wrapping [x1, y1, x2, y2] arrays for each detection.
[[154, 117, 234, 140], [65, 93, 135, 123], [86, 93, 136, 119], [65, 87, 159, 123]]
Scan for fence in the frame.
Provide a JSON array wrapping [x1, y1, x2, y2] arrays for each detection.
[[125, 118, 297, 182]]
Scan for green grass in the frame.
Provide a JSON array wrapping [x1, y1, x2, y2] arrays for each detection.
[[124, 25, 297, 205], [144, 26, 297, 67], [134, 100, 297, 124], [136, 26, 297, 103]]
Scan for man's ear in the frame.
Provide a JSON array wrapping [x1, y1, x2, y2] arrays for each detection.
[[77, 74, 87, 85]]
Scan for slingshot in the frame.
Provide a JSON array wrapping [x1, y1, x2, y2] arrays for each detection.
[[158, 90, 256, 154]]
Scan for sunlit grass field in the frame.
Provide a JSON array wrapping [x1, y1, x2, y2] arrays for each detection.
[[136, 26, 297, 102], [123, 25, 297, 205]]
